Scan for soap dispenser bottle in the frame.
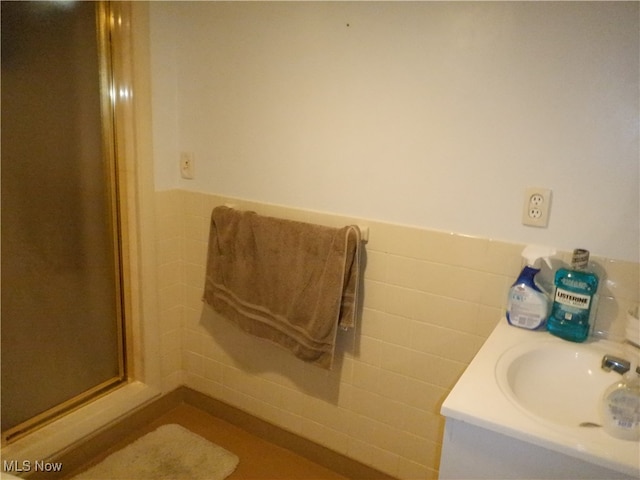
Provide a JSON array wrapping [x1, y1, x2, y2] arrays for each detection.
[[600, 366, 640, 441], [547, 248, 599, 343], [506, 245, 556, 330]]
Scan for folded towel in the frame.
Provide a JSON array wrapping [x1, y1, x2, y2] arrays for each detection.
[[203, 206, 361, 369]]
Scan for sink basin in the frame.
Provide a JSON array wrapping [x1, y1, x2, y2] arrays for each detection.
[[496, 340, 620, 428], [443, 321, 640, 478]]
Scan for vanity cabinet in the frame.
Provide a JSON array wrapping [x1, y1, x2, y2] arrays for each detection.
[[440, 418, 637, 480], [439, 320, 640, 480]]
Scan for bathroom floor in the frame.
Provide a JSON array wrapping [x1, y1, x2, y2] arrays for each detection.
[[64, 403, 349, 480]]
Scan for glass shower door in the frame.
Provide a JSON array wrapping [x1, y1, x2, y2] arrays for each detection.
[[1, 1, 126, 442]]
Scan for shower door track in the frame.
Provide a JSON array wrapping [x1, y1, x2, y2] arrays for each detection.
[[2, 377, 125, 445]]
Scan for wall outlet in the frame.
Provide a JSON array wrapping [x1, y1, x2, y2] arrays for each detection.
[[180, 152, 194, 179], [522, 187, 551, 227]]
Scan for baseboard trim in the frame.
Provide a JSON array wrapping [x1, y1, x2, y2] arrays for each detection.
[[41, 387, 395, 480], [29, 389, 180, 480], [179, 387, 395, 480]]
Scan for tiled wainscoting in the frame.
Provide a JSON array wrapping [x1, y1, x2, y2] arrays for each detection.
[[155, 189, 639, 480]]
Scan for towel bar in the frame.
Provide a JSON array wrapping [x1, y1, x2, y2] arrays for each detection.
[[222, 203, 369, 242]]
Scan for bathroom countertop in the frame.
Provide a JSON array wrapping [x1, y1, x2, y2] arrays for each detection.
[[441, 320, 640, 478]]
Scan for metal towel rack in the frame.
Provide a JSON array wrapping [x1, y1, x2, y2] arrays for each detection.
[[223, 203, 369, 243]]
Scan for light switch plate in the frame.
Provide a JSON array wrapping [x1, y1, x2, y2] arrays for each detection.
[[180, 152, 194, 179]]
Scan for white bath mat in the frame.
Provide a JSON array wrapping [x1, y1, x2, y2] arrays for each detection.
[[72, 424, 239, 480]]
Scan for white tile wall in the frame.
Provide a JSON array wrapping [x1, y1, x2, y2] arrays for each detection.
[[154, 189, 639, 480]]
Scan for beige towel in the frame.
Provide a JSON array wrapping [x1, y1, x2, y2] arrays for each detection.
[[203, 206, 361, 369]]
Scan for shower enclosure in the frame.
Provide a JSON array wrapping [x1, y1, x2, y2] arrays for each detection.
[[1, 1, 127, 442]]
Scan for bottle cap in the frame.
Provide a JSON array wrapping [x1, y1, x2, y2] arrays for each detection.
[[571, 249, 589, 270]]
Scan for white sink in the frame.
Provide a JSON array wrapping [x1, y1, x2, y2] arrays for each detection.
[[441, 320, 640, 479], [495, 340, 618, 428]]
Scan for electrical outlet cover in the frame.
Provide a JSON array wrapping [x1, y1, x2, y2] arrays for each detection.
[[522, 187, 551, 227]]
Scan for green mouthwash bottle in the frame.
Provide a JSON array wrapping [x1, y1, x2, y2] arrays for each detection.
[[547, 249, 599, 343]]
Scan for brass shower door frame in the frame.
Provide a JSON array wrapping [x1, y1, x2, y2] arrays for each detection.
[[2, 1, 132, 444]]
